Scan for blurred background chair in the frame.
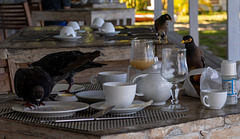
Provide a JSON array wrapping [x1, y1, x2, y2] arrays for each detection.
[[0, 1, 32, 41], [0, 58, 17, 94]]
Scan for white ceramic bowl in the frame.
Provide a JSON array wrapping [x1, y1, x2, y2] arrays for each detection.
[[67, 21, 80, 31], [92, 17, 105, 28], [60, 26, 76, 37], [54, 93, 78, 102]]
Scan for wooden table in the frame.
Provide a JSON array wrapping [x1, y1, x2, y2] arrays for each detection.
[[0, 25, 174, 83], [31, 8, 135, 26]]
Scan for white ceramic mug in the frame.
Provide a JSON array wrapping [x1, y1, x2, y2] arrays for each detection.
[[90, 71, 127, 88], [60, 26, 76, 37], [100, 22, 115, 33], [103, 82, 136, 108], [67, 21, 80, 31], [200, 90, 227, 109]]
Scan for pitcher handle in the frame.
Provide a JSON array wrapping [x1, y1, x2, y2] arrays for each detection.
[[131, 74, 149, 97]]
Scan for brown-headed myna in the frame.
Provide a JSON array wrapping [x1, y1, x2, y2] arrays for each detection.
[[154, 14, 172, 43]]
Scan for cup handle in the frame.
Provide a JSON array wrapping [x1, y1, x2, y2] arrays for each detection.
[[203, 95, 210, 107], [90, 75, 98, 84], [131, 74, 149, 97]]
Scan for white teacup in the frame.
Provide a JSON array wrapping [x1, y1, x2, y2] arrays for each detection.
[[103, 82, 136, 108], [67, 21, 80, 31], [100, 22, 115, 33], [90, 71, 127, 88], [200, 90, 227, 109], [92, 17, 105, 28], [60, 26, 76, 37]]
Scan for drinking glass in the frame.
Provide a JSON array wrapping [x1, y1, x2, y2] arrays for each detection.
[[127, 39, 155, 80], [161, 48, 188, 112]]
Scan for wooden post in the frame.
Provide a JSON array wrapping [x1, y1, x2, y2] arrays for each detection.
[[154, 0, 162, 20], [227, 0, 240, 60], [167, 0, 174, 31], [189, 0, 199, 46]]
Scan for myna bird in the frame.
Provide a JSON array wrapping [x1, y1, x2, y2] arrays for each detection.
[[181, 35, 205, 71], [14, 66, 54, 108], [154, 14, 172, 44], [181, 35, 205, 95], [31, 50, 105, 93]]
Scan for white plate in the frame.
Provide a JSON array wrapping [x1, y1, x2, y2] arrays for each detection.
[[12, 101, 89, 117], [51, 84, 85, 94], [95, 31, 120, 36], [75, 90, 105, 103], [53, 35, 82, 41], [90, 100, 146, 115]]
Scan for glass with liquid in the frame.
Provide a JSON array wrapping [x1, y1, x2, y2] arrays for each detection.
[[127, 39, 154, 80], [130, 39, 155, 70]]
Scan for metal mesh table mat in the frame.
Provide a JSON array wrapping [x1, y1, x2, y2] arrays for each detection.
[[0, 84, 186, 131], [0, 107, 186, 131]]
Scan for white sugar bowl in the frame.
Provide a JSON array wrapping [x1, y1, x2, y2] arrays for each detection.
[[131, 64, 172, 106]]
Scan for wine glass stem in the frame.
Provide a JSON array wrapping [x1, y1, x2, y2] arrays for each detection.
[[171, 83, 179, 105]]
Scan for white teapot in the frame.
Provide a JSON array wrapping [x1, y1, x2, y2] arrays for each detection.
[[131, 62, 172, 106]]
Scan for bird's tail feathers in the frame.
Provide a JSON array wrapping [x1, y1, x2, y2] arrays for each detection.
[[62, 51, 101, 73]]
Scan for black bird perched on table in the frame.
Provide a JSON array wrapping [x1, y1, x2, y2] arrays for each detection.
[[154, 14, 172, 44], [31, 50, 104, 93], [14, 66, 54, 108], [181, 35, 205, 71], [181, 35, 205, 96]]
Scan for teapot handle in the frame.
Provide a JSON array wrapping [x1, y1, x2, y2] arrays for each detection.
[[131, 74, 148, 83], [131, 74, 148, 97]]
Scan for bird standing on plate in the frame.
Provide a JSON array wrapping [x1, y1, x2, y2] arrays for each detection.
[[14, 66, 54, 108], [181, 35, 205, 95], [31, 50, 104, 93], [154, 14, 172, 44]]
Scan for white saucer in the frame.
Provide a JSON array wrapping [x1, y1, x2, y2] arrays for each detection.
[[95, 31, 120, 36], [90, 100, 146, 115], [77, 30, 86, 33], [75, 90, 105, 103], [53, 35, 82, 41]]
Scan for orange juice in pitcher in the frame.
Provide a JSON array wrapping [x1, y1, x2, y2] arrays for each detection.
[[130, 59, 154, 71]]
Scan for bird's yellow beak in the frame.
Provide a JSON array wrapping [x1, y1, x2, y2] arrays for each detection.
[[181, 38, 192, 44], [181, 40, 186, 44], [170, 19, 173, 22]]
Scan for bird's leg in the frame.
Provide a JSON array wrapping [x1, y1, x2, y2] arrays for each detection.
[[158, 36, 161, 44], [60, 77, 74, 94], [25, 102, 36, 109], [165, 35, 168, 43]]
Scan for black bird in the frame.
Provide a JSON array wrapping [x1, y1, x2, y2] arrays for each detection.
[[154, 14, 172, 43], [14, 66, 54, 108], [31, 50, 104, 93], [181, 35, 205, 96], [181, 35, 205, 71]]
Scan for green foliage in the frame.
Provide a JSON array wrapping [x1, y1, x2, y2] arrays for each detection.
[[174, 0, 213, 15]]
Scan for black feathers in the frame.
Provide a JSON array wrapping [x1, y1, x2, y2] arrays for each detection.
[[31, 50, 104, 93], [181, 35, 205, 71], [14, 66, 54, 106]]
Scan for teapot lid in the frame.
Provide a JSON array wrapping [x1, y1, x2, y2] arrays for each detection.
[[143, 57, 161, 74]]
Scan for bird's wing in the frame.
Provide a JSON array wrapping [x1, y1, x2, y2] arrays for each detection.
[[62, 51, 100, 73], [14, 68, 25, 98]]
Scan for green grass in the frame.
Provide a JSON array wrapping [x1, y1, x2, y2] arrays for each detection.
[[177, 30, 227, 59], [135, 11, 227, 59]]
